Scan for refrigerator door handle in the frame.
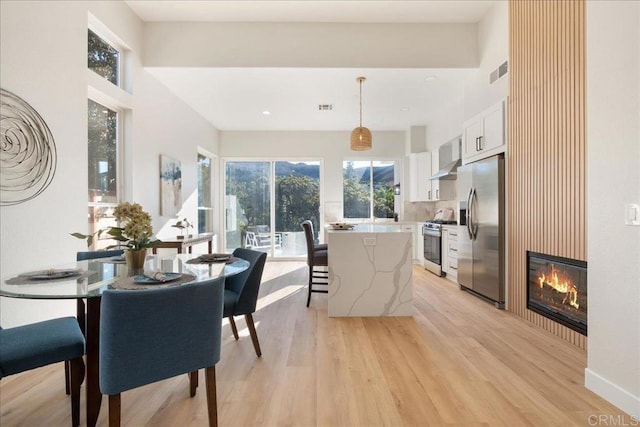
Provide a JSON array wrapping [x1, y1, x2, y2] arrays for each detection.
[[470, 188, 479, 240], [466, 187, 474, 239]]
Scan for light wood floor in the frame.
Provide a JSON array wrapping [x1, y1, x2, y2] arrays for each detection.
[[0, 263, 626, 426]]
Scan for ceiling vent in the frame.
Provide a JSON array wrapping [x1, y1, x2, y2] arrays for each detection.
[[318, 104, 334, 111], [490, 60, 508, 84]]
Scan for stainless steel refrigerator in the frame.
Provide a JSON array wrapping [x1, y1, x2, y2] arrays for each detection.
[[457, 154, 505, 308]]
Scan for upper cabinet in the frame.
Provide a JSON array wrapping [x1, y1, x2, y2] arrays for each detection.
[[408, 152, 432, 202], [408, 150, 455, 202], [462, 99, 507, 164]]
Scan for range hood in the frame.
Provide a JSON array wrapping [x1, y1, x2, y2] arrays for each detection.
[[430, 158, 461, 180], [430, 136, 462, 180]]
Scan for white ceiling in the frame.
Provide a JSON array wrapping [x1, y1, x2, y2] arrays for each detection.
[[127, 1, 495, 131], [147, 67, 474, 131], [126, 1, 495, 23]]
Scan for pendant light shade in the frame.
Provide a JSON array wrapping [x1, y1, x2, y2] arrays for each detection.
[[351, 76, 372, 151]]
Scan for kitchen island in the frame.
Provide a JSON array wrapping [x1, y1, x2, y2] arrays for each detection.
[[327, 224, 413, 317]]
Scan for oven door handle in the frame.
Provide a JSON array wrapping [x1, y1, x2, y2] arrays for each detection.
[[422, 229, 441, 238]]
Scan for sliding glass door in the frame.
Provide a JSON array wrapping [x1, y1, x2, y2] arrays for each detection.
[[224, 160, 321, 258]]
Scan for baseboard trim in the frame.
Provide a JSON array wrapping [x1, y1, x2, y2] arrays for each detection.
[[585, 368, 640, 417]]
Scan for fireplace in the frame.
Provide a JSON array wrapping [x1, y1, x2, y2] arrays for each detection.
[[527, 251, 587, 335]]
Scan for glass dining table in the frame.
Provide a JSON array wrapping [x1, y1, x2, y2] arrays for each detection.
[[0, 253, 249, 427]]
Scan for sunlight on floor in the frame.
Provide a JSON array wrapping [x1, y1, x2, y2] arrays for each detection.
[[257, 285, 301, 310]]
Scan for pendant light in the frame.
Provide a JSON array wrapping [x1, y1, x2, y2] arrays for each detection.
[[350, 76, 372, 151]]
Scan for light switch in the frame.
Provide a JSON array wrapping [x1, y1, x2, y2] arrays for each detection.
[[625, 203, 640, 226], [363, 237, 377, 246]]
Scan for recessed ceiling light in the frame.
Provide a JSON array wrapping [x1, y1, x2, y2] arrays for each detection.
[[262, 111, 271, 116], [424, 75, 437, 82]]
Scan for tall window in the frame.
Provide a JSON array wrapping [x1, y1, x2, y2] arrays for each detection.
[[87, 27, 123, 249], [343, 160, 397, 220], [197, 153, 213, 234], [88, 99, 119, 248], [88, 29, 120, 85]]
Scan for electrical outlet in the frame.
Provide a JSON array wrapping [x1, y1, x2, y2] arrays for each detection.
[[625, 203, 640, 225], [363, 237, 377, 246]]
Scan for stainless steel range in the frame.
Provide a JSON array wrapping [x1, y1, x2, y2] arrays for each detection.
[[422, 220, 457, 276]]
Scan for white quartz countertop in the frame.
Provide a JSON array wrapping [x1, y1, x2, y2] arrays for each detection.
[[326, 224, 409, 233]]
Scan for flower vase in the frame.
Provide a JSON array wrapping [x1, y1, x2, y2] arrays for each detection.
[[125, 249, 147, 275]]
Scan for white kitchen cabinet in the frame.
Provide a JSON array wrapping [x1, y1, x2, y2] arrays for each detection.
[[462, 99, 507, 165], [430, 151, 440, 202], [400, 223, 421, 264], [414, 222, 424, 264], [443, 225, 459, 283], [408, 152, 432, 202], [429, 149, 456, 201]]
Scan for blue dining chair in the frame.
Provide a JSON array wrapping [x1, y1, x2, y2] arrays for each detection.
[[76, 249, 124, 261], [61, 250, 124, 395], [224, 248, 267, 357], [0, 317, 85, 427], [99, 277, 225, 427], [75, 248, 125, 336]]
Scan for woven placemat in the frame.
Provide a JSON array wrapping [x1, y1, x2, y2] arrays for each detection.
[[5, 270, 94, 286], [110, 273, 196, 290]]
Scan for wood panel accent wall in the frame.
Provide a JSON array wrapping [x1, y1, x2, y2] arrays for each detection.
[[507, 0, 586, 348]]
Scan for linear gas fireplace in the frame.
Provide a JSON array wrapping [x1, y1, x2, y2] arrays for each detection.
[[527, 251, 587, 335]]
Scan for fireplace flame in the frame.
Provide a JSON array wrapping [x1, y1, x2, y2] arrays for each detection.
[[537, 267, 580, 309]]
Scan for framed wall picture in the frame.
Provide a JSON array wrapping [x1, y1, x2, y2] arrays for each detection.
[[160, 155, 182, 216]]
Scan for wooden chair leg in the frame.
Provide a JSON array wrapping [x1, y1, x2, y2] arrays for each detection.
[[76, 299, 86, 336], [64, 361, 71, 395], [245, 314, 262, 357], [109, 394, 121, 427], [69, 356, 85, 427], [66, 299, 86, 397], [205, 366, 217, 427], [228, 316, 239, 340], [189, 371, 199, 397], [306, 265, 313, 307]]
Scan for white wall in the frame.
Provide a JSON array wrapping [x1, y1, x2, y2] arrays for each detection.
[[425, 96, 466, 151], [0, 1, 219, 327], [464, 1, 509, 119], [143, 22, 479, 68], [422, 1, 508, 152], [220, 130, 405, 221], [586, 1, 640, 417]]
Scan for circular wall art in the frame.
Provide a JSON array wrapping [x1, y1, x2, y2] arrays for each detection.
[[0, 88, 57, 206]]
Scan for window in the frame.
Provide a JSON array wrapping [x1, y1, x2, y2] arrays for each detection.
[[88, 29, 120, 85], [87, 23, 127, 250], [224, 160, 321, 258], [343, 160, 397, 220], [87, 99, 120, 249], [197, 153, 213, 234]]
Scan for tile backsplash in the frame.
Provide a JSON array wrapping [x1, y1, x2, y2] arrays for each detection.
[[325, 199, 458, 223], [403, 200, 458, 222]]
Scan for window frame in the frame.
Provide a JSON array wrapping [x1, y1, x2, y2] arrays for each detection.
[[86, 98, 124, 249], [342, 159, 400, 221], [221, 157, 324, 260], [197, 150, 215, 234], [86, 18, 130, 250], [87, 28, 122, 87]]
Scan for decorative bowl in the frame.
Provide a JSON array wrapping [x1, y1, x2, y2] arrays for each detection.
[[330, 222, 354, 230]]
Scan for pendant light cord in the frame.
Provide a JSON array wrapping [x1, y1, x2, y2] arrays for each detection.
[[359, 79, 363, 127]]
